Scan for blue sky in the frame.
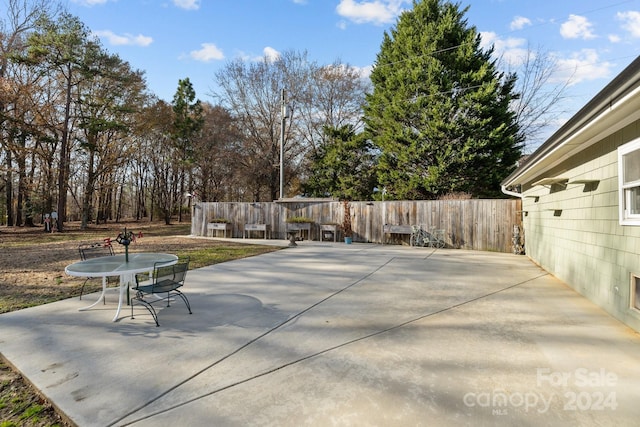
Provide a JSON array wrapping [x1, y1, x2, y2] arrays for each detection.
[[67, 0, 640, 140]]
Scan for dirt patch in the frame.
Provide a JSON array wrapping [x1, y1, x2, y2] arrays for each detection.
[[0, 223, 224, 313]]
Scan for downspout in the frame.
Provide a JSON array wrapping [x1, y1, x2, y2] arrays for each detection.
[[501, 184, 525, 255], [501, 185, 523, 199]]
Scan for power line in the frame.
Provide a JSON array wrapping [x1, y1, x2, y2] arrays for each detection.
[[371, 0, 640, 71]]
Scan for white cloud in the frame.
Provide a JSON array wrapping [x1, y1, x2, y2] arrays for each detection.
[[173, 0, 200, 10], [560, 15, 596, 40], [292, 0, 307, 4], [480, 31, 529, 67], [93, 30, 153, 47], [237, 47, 282, 63], [551, 49, 612, 86], [482, 32, 613, 88], [617, 11, 640, 38], [189, 43, 224, 62], [263, 47, 281, 62], [71, 0, 110, 5], [354, 64, 373, 79], [608, 34, 622, 43], [510, 16, 531, 31], [336, 0, 409, 25]]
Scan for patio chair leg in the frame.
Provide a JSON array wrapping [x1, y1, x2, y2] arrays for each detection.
[[131, 298, 160, 326]]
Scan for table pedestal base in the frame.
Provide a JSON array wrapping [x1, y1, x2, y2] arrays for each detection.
[[78, 274, 134, 322]]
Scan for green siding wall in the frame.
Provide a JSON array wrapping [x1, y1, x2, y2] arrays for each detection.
[[522, 122, 640, 332]]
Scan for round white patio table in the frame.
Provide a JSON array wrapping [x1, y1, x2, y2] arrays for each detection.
[[65, 253, 178, 322]]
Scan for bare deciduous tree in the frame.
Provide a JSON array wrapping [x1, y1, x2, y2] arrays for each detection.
[[507, 46, 572, 152], [0, 0, 60, 226], [192, 103, 241, 202], [214, 52, 307, 200], [214, 50, 370, 201], [131, 98, 174, 222], [298, 59, 369, 156]]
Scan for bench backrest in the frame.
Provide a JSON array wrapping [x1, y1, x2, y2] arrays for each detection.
[[79, 243, 114, 260]]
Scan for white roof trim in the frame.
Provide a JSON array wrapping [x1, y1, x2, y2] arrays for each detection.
[[502, 56, 640, 190], [504, 83, 640, 187]]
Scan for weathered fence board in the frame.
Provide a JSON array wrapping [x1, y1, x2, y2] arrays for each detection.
[[192, 199, 521, 252]]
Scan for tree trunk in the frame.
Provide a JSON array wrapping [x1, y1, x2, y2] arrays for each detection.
[[80, 150, 96, 230], [5, 150, 13, 226], [25, 140, 40, 228], [178, 172, 184, 222], [57, 65, 74, 232], [16, 150, 26, 227]]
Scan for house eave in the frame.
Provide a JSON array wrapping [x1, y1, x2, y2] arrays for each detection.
[[502, 55, 640, 190]]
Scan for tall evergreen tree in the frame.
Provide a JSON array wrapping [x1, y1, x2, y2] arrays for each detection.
[[304, 124, 376, 200], [171, 77, 203, 221], [364, 0, 523, 199]]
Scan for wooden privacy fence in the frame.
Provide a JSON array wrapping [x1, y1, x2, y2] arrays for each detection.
[[191, 199, 521, 253]]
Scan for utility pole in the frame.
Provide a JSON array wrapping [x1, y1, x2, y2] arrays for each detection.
[[279, 88, 289, 200]]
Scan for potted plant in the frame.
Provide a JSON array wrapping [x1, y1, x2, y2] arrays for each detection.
[[285, 216, 315, 240], [210, 217, 230, 223], [285, 216, 315, 224], [342, 201, 353, 244]]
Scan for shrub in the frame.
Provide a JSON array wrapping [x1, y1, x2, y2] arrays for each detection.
[[286, 216, 314, 223], [209, 218, 230, 223]]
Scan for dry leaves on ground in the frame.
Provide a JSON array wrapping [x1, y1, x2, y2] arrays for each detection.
[[0, 224, 219, 313]]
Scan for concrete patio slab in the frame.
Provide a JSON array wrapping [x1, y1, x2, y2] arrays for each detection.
[[1, 242, 639, 426]]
